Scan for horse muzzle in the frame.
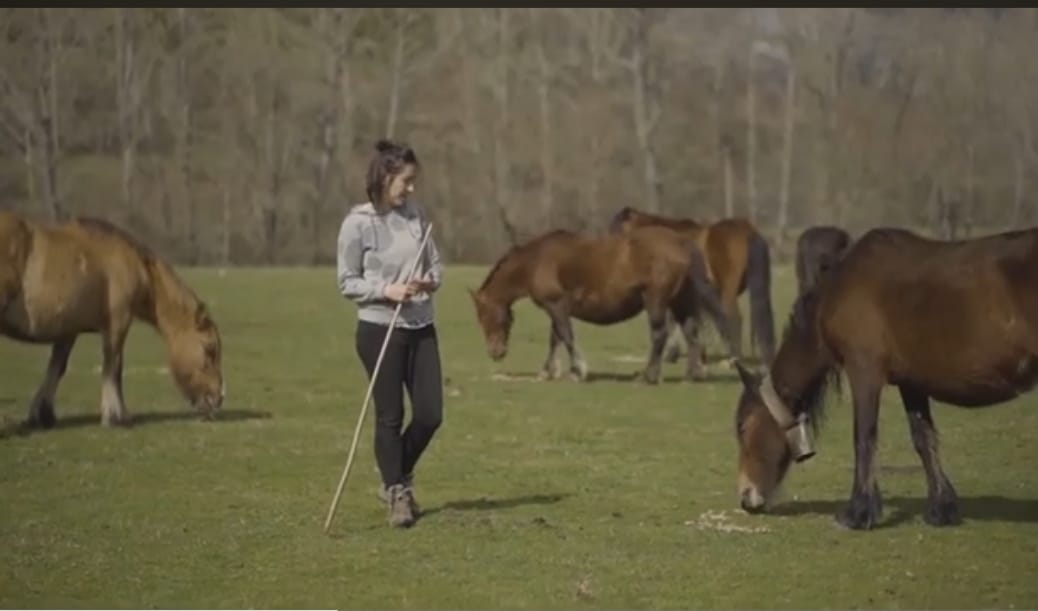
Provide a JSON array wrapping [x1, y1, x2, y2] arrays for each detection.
[[739, 487, 767, 514]]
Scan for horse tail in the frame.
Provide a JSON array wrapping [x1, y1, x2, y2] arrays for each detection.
[[685, 243, 727, 333], [747, 230, 776, 362], [0, 211, 31, 307]]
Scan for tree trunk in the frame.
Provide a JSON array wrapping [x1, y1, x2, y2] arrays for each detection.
[[723, 144, 734, 218], [36, 8, 62, 220], [535, 25, 553, 225], [492, 8, 518, 244], [115, 8, 136, 213], [629, 10, 661, 213], [745, 46, 757, 223], [1011, 145, 1024, 227], [777, 64, 796, 248], [174, 7, 197, 263], [385, 10, 406, 139]]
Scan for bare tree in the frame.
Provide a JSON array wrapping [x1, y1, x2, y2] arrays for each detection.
[[617, 8, 662, 213], [114, 8, 156, 216], [491, 8, 518, 244]]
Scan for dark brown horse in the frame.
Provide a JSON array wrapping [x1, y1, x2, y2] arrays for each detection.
[[469, 226, 725, 384], [795, 225, 851, 297], [608, 206, 776, 364], [733, 225, 1038, 530], [0, 210, 225, 428]]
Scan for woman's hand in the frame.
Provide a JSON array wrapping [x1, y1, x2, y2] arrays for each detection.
[[408, 278, 438, 294], [383, 282, 417, 302]]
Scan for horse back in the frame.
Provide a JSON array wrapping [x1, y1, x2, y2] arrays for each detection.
[[820, 226, 1038, 405], [2, 214, 153, 341]]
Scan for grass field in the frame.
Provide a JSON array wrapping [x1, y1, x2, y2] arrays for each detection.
[[1, 264, 1036, 609]]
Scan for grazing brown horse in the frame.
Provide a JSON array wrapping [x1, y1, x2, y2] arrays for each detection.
[[794, 225, 851, 297], [733, 225, 1038, 530], [0, 210, 225, 428], [469, 226, 725, 383], [608, 206, 776, 364]]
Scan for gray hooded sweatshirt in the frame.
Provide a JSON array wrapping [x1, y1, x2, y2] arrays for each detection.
[[336, 200, 442, 329]]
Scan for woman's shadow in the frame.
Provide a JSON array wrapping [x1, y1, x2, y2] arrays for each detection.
[[421, 493, 570, 518]]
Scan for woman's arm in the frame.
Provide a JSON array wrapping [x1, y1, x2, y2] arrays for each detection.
[[336, 213, 387, 303]]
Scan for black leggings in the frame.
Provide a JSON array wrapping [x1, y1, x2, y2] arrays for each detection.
[[355, 320, 444, 487]]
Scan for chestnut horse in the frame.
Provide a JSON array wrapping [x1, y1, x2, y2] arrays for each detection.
[[608, 206, 776, 364], [469, 226, 725, 384], [733, 225, 1038, 530], [0, 211, 225, 428], [794, 225, 851, 297]]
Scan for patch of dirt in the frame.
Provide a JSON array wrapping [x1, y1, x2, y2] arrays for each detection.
[[686, 509, 771, 534]]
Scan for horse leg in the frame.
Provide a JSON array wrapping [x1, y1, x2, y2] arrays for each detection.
[[551, 312, 587, 382], [26, 335, 78, 429], [100, 321, 132, 427], [898, 385, 961, 526], [670, 307, 706, 382], [640, 301, 670, 385], [538, 323, 562, 381], [693, 271, 734, 363], [836, 366, 884, 530], [720, 289, 743, 361], [662, 311, 684, 363]]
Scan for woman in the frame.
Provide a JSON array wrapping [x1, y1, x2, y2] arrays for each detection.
[[336, 139, 444, 528]]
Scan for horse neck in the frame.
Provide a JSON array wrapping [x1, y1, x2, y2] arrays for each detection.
[[141, 259, 200, 340], [771, 294, 837, 420], [480, 253, 530, 305]]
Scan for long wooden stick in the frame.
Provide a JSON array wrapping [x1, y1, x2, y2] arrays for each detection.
[[324, 222, 433, 534]]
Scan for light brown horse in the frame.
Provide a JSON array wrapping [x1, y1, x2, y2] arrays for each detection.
[[734, 225, 1038, 530], [608, 206, 776, 364], [469, 226, 725, 384], [0, 210, 225, 428]]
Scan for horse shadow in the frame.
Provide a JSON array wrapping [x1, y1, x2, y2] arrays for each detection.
[[587, 370, 744, 385], [495, 370, 742, 385], [770, 495, 1038, 528], [420, 492, 570, 518], [1, 408, 272, 438]]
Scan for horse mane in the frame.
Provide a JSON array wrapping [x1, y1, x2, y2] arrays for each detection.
[[74, 216, 207, 319], [479, 229, 573, 291], [480, 245, 521, 291], [778, 284, 843, 434], [74, 217, 157, 266]]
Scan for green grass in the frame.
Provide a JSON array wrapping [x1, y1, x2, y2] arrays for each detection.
[[1, 264, 1036, 609]]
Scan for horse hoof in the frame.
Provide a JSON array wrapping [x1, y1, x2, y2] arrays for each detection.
[[27, 401, 56, 429], [834, 500, 879, 531], [640, 371, 660, 385], [923, 499, 961, 527], [686, 371, 707, 383], [101, 414, 132, 428]]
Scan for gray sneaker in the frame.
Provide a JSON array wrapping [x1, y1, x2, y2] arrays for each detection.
[[384, 483, 415, 528], [378, 474, 420, 517]]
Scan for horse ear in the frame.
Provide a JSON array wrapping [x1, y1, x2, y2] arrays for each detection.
[[734, 360, 759, 390]]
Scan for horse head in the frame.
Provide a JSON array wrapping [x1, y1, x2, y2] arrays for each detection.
[[468, 287, 513, 361], [168, 300, 225, 417]]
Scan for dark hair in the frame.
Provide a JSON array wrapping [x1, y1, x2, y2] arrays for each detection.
[[366, 139, 420, 210]]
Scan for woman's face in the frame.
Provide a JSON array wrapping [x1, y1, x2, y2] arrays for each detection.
[[383, 163, 418, 208]]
